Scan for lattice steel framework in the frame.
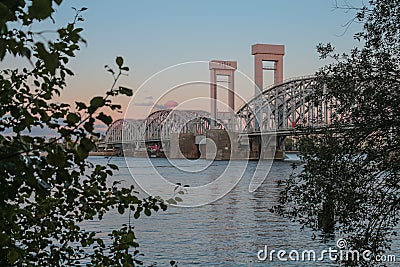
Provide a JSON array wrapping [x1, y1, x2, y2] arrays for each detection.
[[236, 76, 334, 133], [105, 76, 336, 146], [105, 119, 145, 146], [105, 110, 225, 144], [105, 119, 123, 144], [145, 109, 224, 141]]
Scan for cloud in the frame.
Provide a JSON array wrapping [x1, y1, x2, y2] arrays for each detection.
[[134, 101, 155, 107], [164, 100, 178, 108], [134, 100, 179, 110]]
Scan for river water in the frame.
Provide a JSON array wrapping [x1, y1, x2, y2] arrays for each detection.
[[84, 157, 398, 266]]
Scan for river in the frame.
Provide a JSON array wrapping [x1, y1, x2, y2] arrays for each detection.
[[83, 157, 397, 266]]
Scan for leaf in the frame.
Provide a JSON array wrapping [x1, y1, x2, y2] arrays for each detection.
[[77, 144, 89, 159], [80, 138, 94, 151], [75, 101, 87, 110], [83, 121, 94, 133], [175, 197, 183, 202], [118, 86, 133, 96], [0, 39, 6, 60], [166, 199, 177, 205], [28, 0, 53, 20], [118, 205, 124, 214], [116, 56, 123, 67], [89, 96, 105, 109], [66, 113, 80, 124], [47, 149, 66, 167], [108, 164, 119, 170], [0, 3, 9, 20], [144, 209, 151, 216], [127, 230, 135, 241], [7, 249, 19, 264], [20, 47, 31, 59], [134, 211, 140, 219], [36, 42, 58, 75], [97, 112, 112, 126]]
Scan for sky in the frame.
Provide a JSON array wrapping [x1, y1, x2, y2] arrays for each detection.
[[3, 0, 364, 122]]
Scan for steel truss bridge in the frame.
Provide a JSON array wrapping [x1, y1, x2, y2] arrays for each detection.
[[104, 110, 224, 149], [103, 76, 335, 149]]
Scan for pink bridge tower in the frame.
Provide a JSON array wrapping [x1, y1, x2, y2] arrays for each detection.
[[209, 60, 237, 128], [252, 44, 285, 130]]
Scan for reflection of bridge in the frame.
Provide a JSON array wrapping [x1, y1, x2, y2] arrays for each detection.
[[100, 44, 335, 160]]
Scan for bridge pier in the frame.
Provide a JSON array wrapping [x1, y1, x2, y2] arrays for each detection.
[[203, 129, 231, 160], [169, 129, 251, 161], [168, 133, 200, 159], [275, 136, 286, 160], [248, 134, 285, 160]]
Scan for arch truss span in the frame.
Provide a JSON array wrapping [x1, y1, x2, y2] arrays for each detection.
[[105, 119, 145, 148], [145, 109, 225, 142], [236, 76, 336, 134]]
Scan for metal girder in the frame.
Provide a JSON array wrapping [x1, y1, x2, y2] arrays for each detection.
[[104, 76, 337, 147], [104, 110, 226, 146], [235, 76, 335, 133]]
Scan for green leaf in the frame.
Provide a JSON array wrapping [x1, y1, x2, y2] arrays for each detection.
[[80, 137, 94, 151], [36, 42, 59, 75], [89, 96, 105, 109], [28, 0, 53, 20], [116, 56, 123, 67], [119, 86, 133, 96], [66, 113, 80, 124], [77, 145, 89, 159], [97, 112, 112, 126], [166, 199, 177, 205], [127, 230, 135, 241], [47, 149, 66, 167], [22, 47, 31, 59], [175, 197, 183, 202], [144, 209, 151, 216], [0, 39, 6, 60], [75, 101, 87, 110], [83, 121, 94, 133], [118, 205, 124, 214], [0, 3, 9, 20], [108, 164, 119, 170], [134, 211, 140, 219], [7, 248, 19, 264]]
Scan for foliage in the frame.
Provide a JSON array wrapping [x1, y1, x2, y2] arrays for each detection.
[[272, 0, 400, 266], [0, 1, 175, 266]]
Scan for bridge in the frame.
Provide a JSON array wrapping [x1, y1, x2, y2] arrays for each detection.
[[99, 44, 335, 160]]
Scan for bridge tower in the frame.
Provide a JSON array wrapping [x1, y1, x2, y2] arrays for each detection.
[[252, 44, 285, 89], [252, 44, 285, 131], [209, 60, 237, 128]]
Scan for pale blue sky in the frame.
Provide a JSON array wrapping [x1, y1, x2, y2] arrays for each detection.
[[3, 0, 364, 119]]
